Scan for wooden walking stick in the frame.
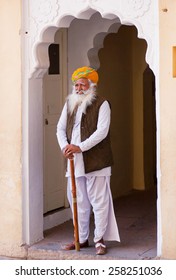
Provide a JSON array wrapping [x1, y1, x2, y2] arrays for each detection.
[[69, 158, 80, 251]]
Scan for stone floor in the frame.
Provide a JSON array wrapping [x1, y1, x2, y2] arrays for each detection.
[[26, 188, 157, 260]]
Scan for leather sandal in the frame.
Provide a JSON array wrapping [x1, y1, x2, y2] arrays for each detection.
[[95, 238, 107, 255], [95, 242, 107, 255], [62, 239, 89, 250]]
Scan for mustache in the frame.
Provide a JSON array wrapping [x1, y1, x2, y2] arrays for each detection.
[[75, 89, 89, 95]]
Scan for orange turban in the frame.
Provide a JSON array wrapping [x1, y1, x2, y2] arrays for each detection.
[[71, 66, 99, 84]]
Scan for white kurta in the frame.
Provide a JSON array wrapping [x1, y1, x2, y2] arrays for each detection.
[[56, 99, 120, 243]]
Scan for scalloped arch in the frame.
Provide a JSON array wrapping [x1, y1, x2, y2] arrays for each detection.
[[30, 5, 155, 78], [87, 22, 121, 69]]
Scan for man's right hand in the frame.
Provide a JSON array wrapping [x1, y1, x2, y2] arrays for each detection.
[[63, 146, 74, 159], [63, 149, 74, 159], [63, 144, 81, 159]]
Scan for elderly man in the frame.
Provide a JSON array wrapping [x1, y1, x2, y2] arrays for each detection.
[[56, 66, 120, 255]]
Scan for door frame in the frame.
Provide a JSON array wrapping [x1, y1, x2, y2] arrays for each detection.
[[22, 1, 161, 256]]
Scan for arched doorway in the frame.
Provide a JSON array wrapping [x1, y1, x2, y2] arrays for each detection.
[[98, 25, 157, 195], [97, 25, 157, 257], [23, 3, 160, 257]]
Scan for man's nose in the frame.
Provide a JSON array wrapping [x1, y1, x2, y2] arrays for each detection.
[[78, 84, 82, 91], [77, 85, 84, 94]]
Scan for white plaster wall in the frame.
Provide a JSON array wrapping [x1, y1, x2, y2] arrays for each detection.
[[0, 0, 25, 257], [159, 0, 176, 259]]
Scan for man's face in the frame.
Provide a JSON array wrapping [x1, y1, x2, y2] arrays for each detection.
[[74, 78, 90, 95]]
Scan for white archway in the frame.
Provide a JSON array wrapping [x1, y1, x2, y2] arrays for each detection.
[[23, 0, 161, 257], [28, 1, 157, 78]]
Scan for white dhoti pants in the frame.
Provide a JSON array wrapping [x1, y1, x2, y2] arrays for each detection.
[[67, 176, 120, 243]]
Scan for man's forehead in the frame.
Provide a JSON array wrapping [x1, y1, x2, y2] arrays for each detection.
[[74, 78, 89, 86]]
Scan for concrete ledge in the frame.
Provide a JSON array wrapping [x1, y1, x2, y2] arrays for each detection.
[[0, 243, 28, 259]]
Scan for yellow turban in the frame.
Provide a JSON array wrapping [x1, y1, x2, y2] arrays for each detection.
[[71, 66, 99, 84]]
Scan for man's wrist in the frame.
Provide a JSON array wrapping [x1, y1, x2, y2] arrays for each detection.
[[77, 145, 82, 153]]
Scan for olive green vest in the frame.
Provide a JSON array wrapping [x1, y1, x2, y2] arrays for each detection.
[[66, 95, 113, 173]]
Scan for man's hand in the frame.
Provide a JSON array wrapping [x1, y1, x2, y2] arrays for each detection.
[[63, 144, 82, 159]]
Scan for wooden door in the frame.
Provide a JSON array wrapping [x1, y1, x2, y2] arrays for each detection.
[[43, 29, 67, 213]]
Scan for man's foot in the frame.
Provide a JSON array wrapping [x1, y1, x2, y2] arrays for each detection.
[[62, 239, 89, 250], [95, 238, 107, 255]]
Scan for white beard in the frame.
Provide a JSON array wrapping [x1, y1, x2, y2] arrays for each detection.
[[67, 86, 97, 115]]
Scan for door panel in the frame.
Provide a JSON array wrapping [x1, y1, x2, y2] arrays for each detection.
[[43, 29, 67, 214]]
